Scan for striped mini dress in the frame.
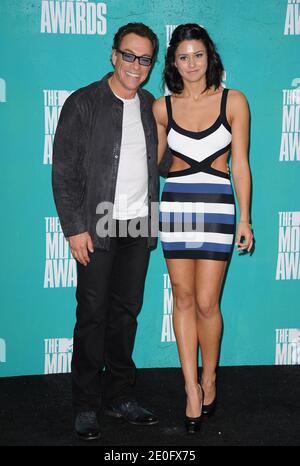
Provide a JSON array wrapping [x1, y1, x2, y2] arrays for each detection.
[[159, 88, 235, 261]]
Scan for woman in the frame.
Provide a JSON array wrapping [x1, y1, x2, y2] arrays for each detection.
[[153, 24, 253, 434]]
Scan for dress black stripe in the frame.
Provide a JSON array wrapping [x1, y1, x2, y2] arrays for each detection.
[[163, 250, 231, 261], [161, 192, 235, 204]]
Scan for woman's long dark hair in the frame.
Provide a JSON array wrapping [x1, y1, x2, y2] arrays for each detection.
[[164, 24, 224, 94]]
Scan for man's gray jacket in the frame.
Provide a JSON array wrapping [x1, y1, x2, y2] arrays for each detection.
[[52, 72, 160, 250]]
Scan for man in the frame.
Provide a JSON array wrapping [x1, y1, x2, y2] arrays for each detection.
[[52, 23, 159, 440]]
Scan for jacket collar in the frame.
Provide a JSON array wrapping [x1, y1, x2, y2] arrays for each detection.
[[99, 72, 148, 110]]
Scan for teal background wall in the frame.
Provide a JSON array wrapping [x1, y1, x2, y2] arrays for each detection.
[[1, 0, 299, 376]]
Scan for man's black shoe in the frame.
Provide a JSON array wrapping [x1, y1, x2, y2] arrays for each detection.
[[105, 400, 158, 425], [74, 411, 101, 440]]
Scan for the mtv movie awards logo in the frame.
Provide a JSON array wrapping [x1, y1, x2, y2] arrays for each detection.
[[276, 212, 300, 280], [43, 90, 73, 165], [0, 338, 6, 363], [44, 217, 77, 288], [284, 0, 300, 35], [161, 274, 175, 342], [0, 78, 6, 103], [275, 329, 300, 364], [41, 0, 107, 35], [44, 338, 73, 373], [279, 80, 300, 162]]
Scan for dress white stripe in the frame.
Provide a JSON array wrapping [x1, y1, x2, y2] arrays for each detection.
[[160, 231, 234, 244], [168, 125, 231, 162], [165, 171, 231, 185], [160, 201, 235, 215]]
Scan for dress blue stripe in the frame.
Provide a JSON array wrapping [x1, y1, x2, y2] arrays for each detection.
[[161, 241, 232, 252], [204, 213, 235, 224], [159, 212, 235, 224], [163, 182, 232, 194]]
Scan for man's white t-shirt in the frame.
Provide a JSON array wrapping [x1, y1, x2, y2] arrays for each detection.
[[113, 93, 148, 220]]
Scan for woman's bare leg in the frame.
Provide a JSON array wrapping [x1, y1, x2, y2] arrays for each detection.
[[195, 259, 227, 405], [166, 259, 202, 417]]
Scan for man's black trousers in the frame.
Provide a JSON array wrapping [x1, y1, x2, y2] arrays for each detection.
[[71, 233, 150, 413]]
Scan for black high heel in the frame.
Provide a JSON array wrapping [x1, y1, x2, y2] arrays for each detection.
[[185, 385, 204, 434], [202, 383, 217, 416], [185, 415, 202, 434], [202, 397, 217, 416]]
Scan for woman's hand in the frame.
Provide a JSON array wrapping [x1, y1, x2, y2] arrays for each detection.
[[235, 221, 253, 253]]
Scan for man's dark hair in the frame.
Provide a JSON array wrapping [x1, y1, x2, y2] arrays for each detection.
[[113, 22, 158, 59], [164, 23, 224, 94]]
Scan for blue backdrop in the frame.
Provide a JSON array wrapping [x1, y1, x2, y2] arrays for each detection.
[[0, 0, 299, 376]]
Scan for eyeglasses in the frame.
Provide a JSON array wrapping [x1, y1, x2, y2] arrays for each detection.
[[116, 49, 153, 67]]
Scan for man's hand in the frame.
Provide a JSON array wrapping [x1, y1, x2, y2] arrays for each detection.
[[68, 232, 94, 266]]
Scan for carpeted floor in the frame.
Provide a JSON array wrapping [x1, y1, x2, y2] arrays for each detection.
[[0, 366, 299, 447]]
